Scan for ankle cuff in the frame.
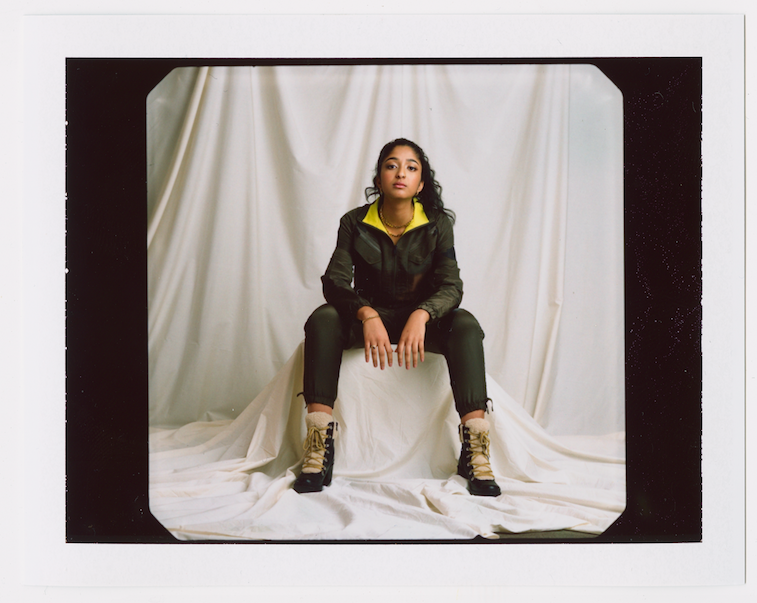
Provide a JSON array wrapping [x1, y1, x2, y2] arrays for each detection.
[[463, 417, 490, 433], [305, 411, 334, 429]]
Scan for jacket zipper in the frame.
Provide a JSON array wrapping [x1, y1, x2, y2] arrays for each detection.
[[361, 219, 433, 301]]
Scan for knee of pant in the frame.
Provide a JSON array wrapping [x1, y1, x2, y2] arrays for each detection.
[[447, 309, 484, 344], [305, 304, 342, 337]]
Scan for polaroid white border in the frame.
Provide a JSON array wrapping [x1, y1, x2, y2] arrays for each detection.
[[22, 13, 744, 588]]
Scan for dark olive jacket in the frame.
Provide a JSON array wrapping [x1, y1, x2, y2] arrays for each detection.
[[321, 203, 464, 322]]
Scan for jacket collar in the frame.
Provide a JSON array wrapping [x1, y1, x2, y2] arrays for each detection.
[[361, 200, 429, 236]]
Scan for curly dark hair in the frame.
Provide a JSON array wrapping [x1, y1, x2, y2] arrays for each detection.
[[364, 138, 456, 225]]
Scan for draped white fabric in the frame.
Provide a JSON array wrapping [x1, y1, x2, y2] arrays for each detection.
[[147, 64, 624, 435], [150, 345, 625, 540], [147, 65, 625, 539]]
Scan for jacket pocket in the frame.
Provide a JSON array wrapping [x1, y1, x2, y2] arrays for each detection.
[[354, 233, 382, 266], [407, 247, 433, 274]]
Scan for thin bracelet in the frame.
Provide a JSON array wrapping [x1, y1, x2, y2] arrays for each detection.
[[361, 315, 380, 324]]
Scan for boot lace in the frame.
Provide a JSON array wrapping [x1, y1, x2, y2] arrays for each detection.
[[301, 424, 336, 474], [461, 426, 495, 481]]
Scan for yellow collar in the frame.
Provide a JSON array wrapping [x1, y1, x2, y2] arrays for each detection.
[[363, 200, 429, 236]]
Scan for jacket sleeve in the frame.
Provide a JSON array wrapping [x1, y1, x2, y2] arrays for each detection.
[[415, 214, 464, 321], [321, 212, 371, 320]]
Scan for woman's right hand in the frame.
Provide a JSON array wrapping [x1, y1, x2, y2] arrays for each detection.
[[357, 307, 393, 369]]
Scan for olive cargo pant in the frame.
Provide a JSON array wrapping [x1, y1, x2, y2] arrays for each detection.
[[302, 304, 489, 417]]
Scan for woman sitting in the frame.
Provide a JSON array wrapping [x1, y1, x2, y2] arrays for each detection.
[[294, 138, 500, 498]]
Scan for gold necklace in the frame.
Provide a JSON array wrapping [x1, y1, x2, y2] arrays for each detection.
[[379, 201, 414, 229], [379, 208, 412, 238]]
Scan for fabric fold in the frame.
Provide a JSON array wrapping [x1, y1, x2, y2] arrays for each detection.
[[149, 343, 625, 540]]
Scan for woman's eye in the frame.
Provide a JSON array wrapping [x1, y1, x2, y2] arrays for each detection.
[[408, 166, 417, 171]]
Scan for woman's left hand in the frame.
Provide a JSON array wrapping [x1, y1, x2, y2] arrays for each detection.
[[396, 309, 430, 369]]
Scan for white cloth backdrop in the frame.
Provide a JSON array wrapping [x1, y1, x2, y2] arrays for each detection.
[[147, 64, 624, 434], [147, 65, 625, 539]]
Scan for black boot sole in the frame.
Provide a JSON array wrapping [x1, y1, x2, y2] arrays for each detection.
[[457, 464, 502, 497], [293, 464, 334, 494]]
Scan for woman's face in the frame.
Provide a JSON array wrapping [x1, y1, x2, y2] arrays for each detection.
[[377, 145, 424, 202]]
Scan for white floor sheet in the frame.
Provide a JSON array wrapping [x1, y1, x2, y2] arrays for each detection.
[[149, 343, 626, 540]]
